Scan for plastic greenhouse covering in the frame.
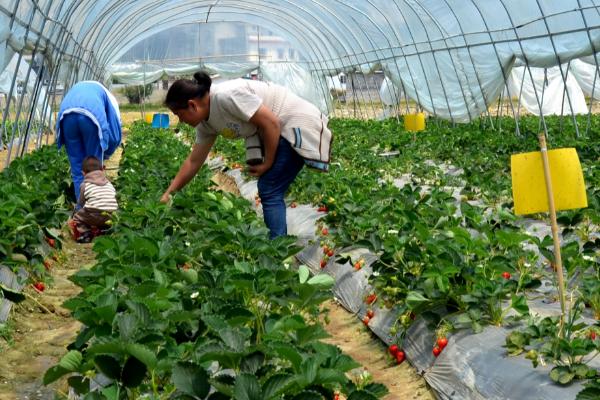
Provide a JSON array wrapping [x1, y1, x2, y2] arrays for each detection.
[[4, 1, 600, 129], [2, 1, 600, 398]]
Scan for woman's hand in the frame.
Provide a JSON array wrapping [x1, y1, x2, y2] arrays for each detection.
[[160, 192, 171, 204], [247, 162, 272, 177], [161, 141, 215, 202]]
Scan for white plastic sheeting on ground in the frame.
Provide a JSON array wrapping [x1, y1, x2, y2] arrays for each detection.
[[506, 66, 588, 116]]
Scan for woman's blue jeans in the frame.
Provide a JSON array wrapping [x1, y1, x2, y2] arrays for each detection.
[[258, 137, 305, 239]]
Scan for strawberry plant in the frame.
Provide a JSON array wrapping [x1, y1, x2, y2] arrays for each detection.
[[47, 123, 388, 399], [205, 115, 600, 397], [0, 145, 70, 296], [506, 299, 599, 386]]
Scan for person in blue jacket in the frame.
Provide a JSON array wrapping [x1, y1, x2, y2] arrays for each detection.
[[56, 81, 122, 204]]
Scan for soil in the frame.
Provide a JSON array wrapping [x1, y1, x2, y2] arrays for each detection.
[[321, 301, 436, 400]]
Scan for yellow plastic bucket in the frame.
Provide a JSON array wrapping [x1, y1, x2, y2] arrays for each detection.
[[144, 113, 153, 124], [404, 113, 425, 132], [511, 148, 587, 215]]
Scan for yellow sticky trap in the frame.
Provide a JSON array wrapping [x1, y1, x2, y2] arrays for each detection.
[[511, 148, 587, 215], [404, 113, 425, 132], [144, 113, 153, 124]]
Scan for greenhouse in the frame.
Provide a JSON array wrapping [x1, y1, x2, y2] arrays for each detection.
[[1, 1, 600, 399]]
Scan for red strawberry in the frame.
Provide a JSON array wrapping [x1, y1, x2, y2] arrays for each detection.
[[321, 228, 329, 236], [433, 346, 441, 357], [43, 260, 51, 271], [320, 259, 327, 269], [590, 331, 597, 340], [318, 205, 328, 212], [45, 237, 56, 248], [365, 293, 377, 305], [33, 282, 45, 292], [362, 316, 370, 325], [395, 350, 406, 364], [367, 309, 375, 319], [502, 271, 511, 279], [389, 344, 399, 355], [437, 337, 448, 349], [327, 249, 334, 257], [290, 202, 297, 208], [354, 262, 362, 270]]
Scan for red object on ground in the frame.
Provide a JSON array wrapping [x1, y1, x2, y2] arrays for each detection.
[[33, 282, 45, 292], [396, 351, 406, 364], [68, 220, 80, 241], [365, 293, 377, 305]]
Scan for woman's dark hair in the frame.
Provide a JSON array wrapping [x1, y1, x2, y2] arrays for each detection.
[[165, 71, 212, 110]]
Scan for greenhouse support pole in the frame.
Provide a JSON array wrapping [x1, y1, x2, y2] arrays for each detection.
[[4, 2, 40, 167], [351, 73, 356, 119], [538, 133, 566, 337], [558, 62, 569, 135], [516, 67, 527, 135], [19, 0, 54, 157], [0, 0, 22, 150]]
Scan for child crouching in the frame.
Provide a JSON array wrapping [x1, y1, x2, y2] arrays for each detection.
[[68, 156, 118, 243]]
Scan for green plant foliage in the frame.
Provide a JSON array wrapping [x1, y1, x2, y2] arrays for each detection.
[[48, 123, 387, 399]]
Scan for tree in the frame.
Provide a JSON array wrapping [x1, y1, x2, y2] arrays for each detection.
[[122, 84, 154, 104]]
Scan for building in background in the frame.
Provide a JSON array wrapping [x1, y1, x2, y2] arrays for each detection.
[[246, 26, 300, 62], [118, 23, 299, 64]]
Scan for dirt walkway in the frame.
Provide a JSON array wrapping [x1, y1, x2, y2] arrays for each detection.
[[322, 301, 435, 400], [0, 239, 93, 399], [0, 140, 124, 400]]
